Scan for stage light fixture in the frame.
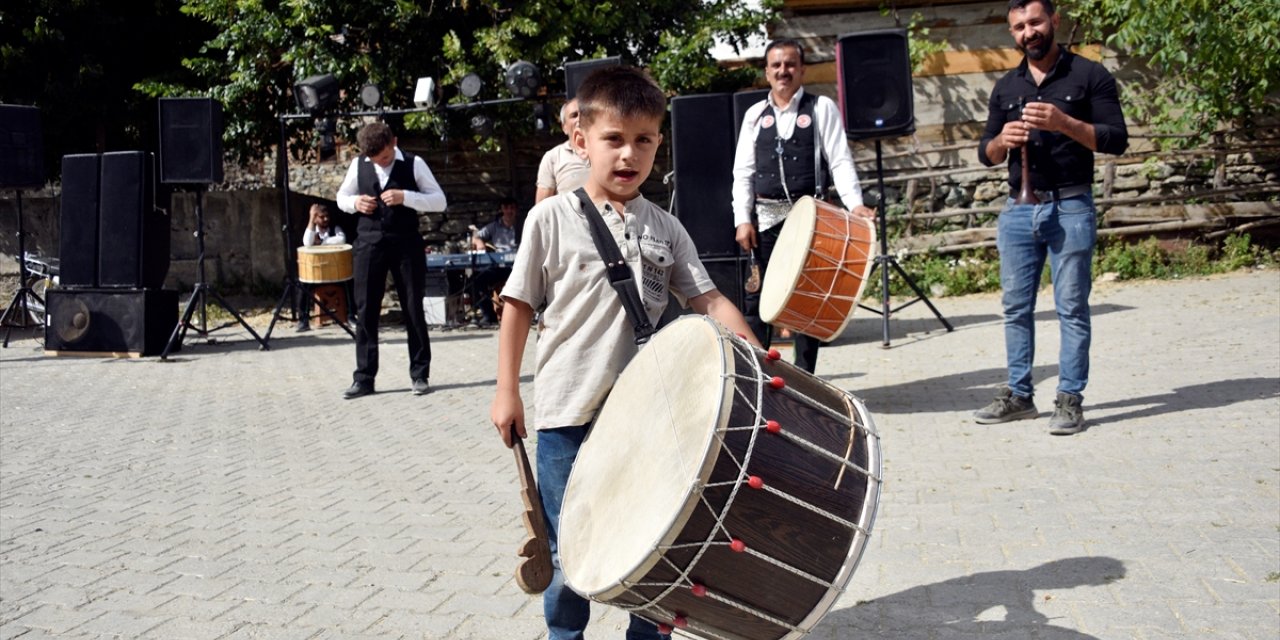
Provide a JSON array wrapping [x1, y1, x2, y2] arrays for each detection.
[[293, 74, 339, 114], [470, 114, 494, 138], [532, 102, 550, 134], [414, 77, 438, 108], [359, 83, 383, 109], [316, 116, 337, 159], [460, 73, 483, 99], [504, 61, 541, 98]]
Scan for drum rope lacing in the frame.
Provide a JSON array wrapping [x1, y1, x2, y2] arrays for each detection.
[[617, 332, 809, 636], [778, 213, 874, 337], [612, 329, 877, 637]]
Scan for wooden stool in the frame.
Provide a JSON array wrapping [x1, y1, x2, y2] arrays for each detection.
[[311, 283, 349, 328]]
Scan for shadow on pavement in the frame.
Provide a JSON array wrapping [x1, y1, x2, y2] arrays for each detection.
[[830, 302, 1134, 348], [1088, 377, 1280, 425], [431, 373, 532, 393], [820, 556, 1125, 639], [833, 365, 1060, 414]]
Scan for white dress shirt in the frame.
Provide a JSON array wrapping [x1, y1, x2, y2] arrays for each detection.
[[336, 147, 447, 214], [302, 224, 346, 247], [730, 87, 865, 228]]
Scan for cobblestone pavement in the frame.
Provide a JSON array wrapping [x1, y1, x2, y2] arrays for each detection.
[[2, 271, 1277, 639]]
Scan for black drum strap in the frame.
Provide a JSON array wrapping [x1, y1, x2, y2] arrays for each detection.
[[574, 188, 656, 345]]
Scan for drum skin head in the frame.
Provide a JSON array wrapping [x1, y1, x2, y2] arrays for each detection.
[[297, 243, 352, 255], [560, 316, 734, 598], [759, 198, 817, 324], [758, 197, 876, 341]]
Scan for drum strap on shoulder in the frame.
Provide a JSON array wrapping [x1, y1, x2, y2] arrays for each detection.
[[574, 188, 656, 345]]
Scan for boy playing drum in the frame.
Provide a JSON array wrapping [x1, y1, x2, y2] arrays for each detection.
[[489, 66, 758, 639]]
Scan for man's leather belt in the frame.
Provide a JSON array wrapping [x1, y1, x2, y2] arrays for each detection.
[[1028, 184, 1091, 201]]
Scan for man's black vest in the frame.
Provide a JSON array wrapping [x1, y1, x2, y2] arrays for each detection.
[[356, 151, 421, 237], [752, 92, 829, 201]]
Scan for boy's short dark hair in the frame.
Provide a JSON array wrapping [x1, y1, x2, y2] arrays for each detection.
[[499, 196, 517, 207], [764, 39, 806, 65], [576, 66, 666, 130], [356, 121, 395, 156], [1008, 0, 1054, 14]]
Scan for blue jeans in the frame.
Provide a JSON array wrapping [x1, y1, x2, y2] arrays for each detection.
[[536, 426, 670, 640], [996, 194, 1096, 400]]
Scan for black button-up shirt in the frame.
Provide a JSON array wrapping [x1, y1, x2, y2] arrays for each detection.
[[979, 47, 1129, 193]]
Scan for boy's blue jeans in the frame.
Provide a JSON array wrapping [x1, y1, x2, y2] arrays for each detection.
[[536, 426, 670, 640], [996, 194, 1096, 400]]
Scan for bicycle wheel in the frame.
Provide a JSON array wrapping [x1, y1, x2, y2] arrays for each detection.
[[24, 276, 51, 326]]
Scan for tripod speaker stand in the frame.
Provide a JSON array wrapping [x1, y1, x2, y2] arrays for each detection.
[[1, 190, 44, 346], [160, 188, 268, 359], [263, 114, 354, 343], [856, 140, 953, 346]]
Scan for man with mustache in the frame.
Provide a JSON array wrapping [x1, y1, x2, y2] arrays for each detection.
[[973, 0, 1128, 434], [731, 38, 875, 374]]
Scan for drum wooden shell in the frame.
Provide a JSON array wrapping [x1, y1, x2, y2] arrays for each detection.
[[759, 197, 876, 341], [560, 316, 881, 640], [297, 244, 353, 283]]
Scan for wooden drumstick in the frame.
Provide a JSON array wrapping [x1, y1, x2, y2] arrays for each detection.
[[745, 252, 762, 294], [512, 437, 553, 594]]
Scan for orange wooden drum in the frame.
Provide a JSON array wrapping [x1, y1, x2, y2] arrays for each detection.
[[759, 197, 876, 341], [297, 245, 353, 283]]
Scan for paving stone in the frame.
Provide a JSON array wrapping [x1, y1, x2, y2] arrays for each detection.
[[3, 272, 1277, 639]]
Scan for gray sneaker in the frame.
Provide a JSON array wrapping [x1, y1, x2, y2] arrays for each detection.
[[973, 386, 1038, 424], [1048, 392, 1085, 435]]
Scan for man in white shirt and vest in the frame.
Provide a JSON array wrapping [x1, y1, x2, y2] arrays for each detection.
[[731, 38, 875, 373]]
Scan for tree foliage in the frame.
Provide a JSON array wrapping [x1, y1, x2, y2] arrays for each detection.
[[156, 0, 775, 161], [4, 0, 777, 168], [1067, 0, 1280, 144], [0, 0, 210, 175]]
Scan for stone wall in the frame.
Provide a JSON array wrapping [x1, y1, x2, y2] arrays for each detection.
[[850, 130, 1280, 244], [0, 133, 673, 295]]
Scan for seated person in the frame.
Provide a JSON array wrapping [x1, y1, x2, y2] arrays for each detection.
[[297, 203, 354, 331], [470, 197, 519, 325], [471, 196, 519, 252], [304, 203, 347, 247]]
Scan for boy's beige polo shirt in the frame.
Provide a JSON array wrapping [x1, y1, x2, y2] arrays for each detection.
[[501, 192, 715, 430]]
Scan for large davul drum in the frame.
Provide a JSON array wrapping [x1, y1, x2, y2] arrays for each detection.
[[560, 315, 882, 640]]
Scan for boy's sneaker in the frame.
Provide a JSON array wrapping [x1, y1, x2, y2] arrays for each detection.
[[973, 386, 1038, 424], [1048, 392, 1085, 435]]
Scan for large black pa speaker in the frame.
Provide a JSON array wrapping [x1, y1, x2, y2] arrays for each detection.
[[836, 29, 915, 140], [98, 151, 170, 289], [59, 154, 101, 287], [44, 288, 179, 356], [565, 57, 622, 100], [158, 98, 224, 184], [671, 93, 738, 258], [700, 257, 749, 314], [732, 89, 771, 144], [0, 104, 44, 188]]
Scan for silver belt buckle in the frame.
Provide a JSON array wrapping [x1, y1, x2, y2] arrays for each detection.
[[755, 198, 791, 219]]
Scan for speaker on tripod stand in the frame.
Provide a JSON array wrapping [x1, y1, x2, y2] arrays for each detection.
[[0, 104, 46, 347], [837, 28, 952, 346], [157, 97, 268, 358]]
